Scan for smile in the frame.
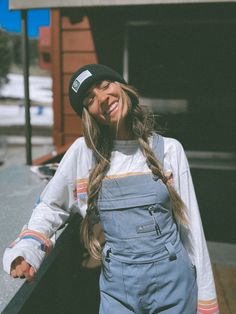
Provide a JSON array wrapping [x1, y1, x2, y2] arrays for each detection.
[[105, 101, 119, 116]]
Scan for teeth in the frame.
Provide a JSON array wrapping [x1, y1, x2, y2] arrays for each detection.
[[106, 102, 118, 115]]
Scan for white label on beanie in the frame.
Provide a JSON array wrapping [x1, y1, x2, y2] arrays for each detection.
[[72, 70, 92, 93]]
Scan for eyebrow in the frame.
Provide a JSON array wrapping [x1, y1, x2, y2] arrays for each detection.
[[84, 80, 110, 100], [84, 82, 100, 99]]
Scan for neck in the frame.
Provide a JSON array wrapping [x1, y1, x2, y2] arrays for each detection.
[[111, 121, 134, 140], [116, 130, 134, 140]]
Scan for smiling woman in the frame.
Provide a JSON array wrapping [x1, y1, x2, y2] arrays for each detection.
[[82, 80, 132, 139], [84, 81, 123, 124], [3, 64, 219, 314]]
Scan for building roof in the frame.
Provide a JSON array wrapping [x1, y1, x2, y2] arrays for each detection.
[[9, 0, 235, 10]]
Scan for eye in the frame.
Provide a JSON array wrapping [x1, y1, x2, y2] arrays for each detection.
[[100, 81, 111, 90], [83, 94, 94, 107]]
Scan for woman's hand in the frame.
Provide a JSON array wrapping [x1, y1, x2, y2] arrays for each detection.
[[10, 256, 35, 282]]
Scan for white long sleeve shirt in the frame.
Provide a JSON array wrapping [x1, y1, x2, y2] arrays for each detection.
[[3, 136, 219, 313]]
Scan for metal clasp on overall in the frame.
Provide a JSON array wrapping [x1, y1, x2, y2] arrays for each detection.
[[105, 248, 112, 262], [148, 205, 162, 236]]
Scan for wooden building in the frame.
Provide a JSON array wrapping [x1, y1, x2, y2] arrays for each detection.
[[9, 0, 236, 243], [38, 26, 51, 70], [10, 0, 236, 149]]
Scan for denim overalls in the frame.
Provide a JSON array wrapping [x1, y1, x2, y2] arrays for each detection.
[[97, 135, 198, 314]]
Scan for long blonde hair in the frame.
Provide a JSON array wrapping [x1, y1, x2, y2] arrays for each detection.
[[80, 82, 188, 260]]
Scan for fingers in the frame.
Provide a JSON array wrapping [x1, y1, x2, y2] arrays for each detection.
[[11, 256, 24, 269], [26, 266, 35, 282], [10, 256, 25, 277], [11, 260, 30, 278], [10, 257, 36, 282]]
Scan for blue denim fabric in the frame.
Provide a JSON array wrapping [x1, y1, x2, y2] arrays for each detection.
[[98, 135, 198, 313]]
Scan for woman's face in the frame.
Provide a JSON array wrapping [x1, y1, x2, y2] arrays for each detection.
[[82, 80, 129, 128]]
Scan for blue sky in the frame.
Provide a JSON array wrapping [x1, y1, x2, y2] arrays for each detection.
[[0, 0, 50, 38]]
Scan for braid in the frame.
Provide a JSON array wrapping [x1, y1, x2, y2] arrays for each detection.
[[80, 157, 111, 260], [138, 136, 188, 225], [80, 108, 113, 259], [137, 137, 164, 180], [127, 96, 188, 225]]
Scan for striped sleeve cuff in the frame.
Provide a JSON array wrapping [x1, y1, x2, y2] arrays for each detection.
[[9, 229, 53, 256], [198, 299, 219, 314]]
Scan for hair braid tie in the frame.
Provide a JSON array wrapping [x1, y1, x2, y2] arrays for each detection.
[[145, 154, 167, 184]]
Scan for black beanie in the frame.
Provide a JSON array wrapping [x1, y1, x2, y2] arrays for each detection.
[[69, 64, 127, 117]]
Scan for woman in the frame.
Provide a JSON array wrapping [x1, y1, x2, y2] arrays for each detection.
[[3, 64, 219, 313]]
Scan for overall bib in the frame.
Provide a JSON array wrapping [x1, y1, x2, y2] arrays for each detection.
[[98, 135, 198, 314]]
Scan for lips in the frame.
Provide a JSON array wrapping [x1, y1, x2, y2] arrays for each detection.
[[104, 101, 118, 116]]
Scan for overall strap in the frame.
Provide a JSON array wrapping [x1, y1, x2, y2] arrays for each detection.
[[152, 134, 164, 165]]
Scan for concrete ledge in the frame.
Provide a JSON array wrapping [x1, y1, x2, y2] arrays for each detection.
[[0, 166, 47, 312], [1, 214, 91, 314], [0, 166, 99, 313]]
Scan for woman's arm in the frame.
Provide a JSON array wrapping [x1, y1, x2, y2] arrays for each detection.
[[3, 169, 73, 278], [2, 139, 85, 279], [164, 137, 219, 314]]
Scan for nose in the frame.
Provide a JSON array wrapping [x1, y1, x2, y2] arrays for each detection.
[[94, 88, 109, 105]]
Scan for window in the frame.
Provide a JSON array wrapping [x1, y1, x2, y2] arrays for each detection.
[[124, 21, 236, 156]]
